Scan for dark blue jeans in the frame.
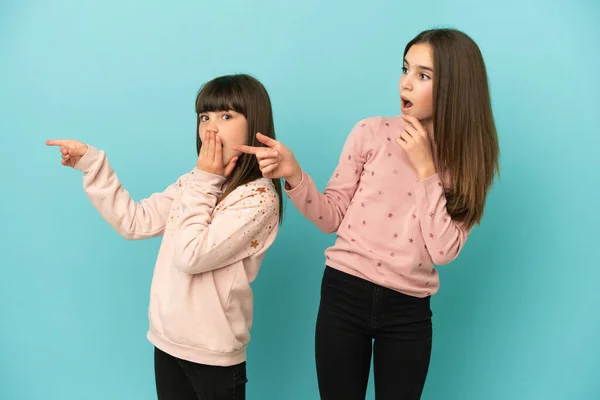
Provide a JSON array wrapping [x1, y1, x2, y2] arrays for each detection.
[[154, 347, 247, 400], [316, 266, 433, 400]]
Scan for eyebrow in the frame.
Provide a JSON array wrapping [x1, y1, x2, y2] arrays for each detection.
[[403, 59, 433, 72]]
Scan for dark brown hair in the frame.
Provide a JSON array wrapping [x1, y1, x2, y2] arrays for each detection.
[[195, 74, 283, 222], [404, 28, 500, 229]]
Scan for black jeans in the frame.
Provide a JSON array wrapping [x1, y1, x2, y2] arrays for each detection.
[[316, 266, 433, 400], [154, 347, 247, 400]]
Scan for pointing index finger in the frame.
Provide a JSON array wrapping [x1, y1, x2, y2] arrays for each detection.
[[256, 132, 278, 147], [233, 144, 261, 155], [46, 140, 68, 147]]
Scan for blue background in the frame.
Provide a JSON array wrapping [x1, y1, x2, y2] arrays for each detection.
[[1, 0, 598, 399]]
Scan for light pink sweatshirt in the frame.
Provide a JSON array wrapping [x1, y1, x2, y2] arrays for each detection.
[[286, 116, 471, 297], [74, 146, 280, 366]]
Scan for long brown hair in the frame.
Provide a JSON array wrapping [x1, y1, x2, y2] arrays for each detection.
[[404, 28, 500, 229], [195, 74, 283, 222]]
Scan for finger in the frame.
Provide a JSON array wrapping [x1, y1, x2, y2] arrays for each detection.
[[398, 130, 413, 144], [396, 139, 407, 149], [256, 132, 278, 148], [404, 126, 418, 139], [215, 135, 223, 164], [262, 163, 279, 176], [46, 140, 70, 147], [401, 114, 427, 137], [256, 149, 278, 160], [401, 114, 420, 126], [232, 145, 261, 155], [206, 132, 215, 160], [224, 157, 238, 177], [199, 133, 207, 158], [396, 135, 408, 146], [60, 147, 69, 155], [259, 157, 278, 169], [62, 153, 71, 160]]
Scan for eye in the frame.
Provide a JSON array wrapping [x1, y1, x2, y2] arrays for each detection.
[[199, 115, 208, 122], [402, 66, 408, 74], [222, 114, 233, 120], [420, 73, 431, 80]]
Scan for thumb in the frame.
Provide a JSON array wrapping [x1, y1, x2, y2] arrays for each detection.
[[256, 132, 277, 148], [224, 156, 238, 177]]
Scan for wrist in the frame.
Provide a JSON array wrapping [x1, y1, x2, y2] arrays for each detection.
[[417, 164, 436, 181], [195, 164, 222, 176], [285, 168, 303, 189]]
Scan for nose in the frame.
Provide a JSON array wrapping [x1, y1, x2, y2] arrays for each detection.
[[207, 120, 218, 132], [400, 74, 413, 91], [204, 121, 219, 138]]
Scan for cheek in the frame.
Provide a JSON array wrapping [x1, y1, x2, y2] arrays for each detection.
[[231, 125, 248, 146], [418, 86, 434, 108], [234, 132, 247, 146], [219, 131, 246, 157], [425, 83, 434, 103], [221, 133, 246, 150]]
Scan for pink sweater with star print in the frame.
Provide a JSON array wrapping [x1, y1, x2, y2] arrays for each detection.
[[73, 145, 279, 366], [285, 115, 470, 297]]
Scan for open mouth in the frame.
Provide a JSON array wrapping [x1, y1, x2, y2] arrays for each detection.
[[402, 97, 414, 110]]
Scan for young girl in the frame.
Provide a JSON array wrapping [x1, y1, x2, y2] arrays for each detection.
[[236, 29, 500, 399], [47, 74, 283, 400]]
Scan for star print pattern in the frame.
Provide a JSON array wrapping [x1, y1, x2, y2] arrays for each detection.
[[284, 116, 471, 297], [171, 175, 280, 274]]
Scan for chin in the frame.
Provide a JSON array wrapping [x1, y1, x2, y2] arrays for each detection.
[[403, 109, 431, 122], [401, 109, 419, 119]]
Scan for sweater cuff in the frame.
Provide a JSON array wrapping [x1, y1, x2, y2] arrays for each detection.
[[189, 168, 227, 189], [283, 170, 310, 198], [414, 173, 442, 189]]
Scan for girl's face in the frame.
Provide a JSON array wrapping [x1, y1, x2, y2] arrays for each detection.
[[198, 110, 248, 164], [399, 43, 434, 125]]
